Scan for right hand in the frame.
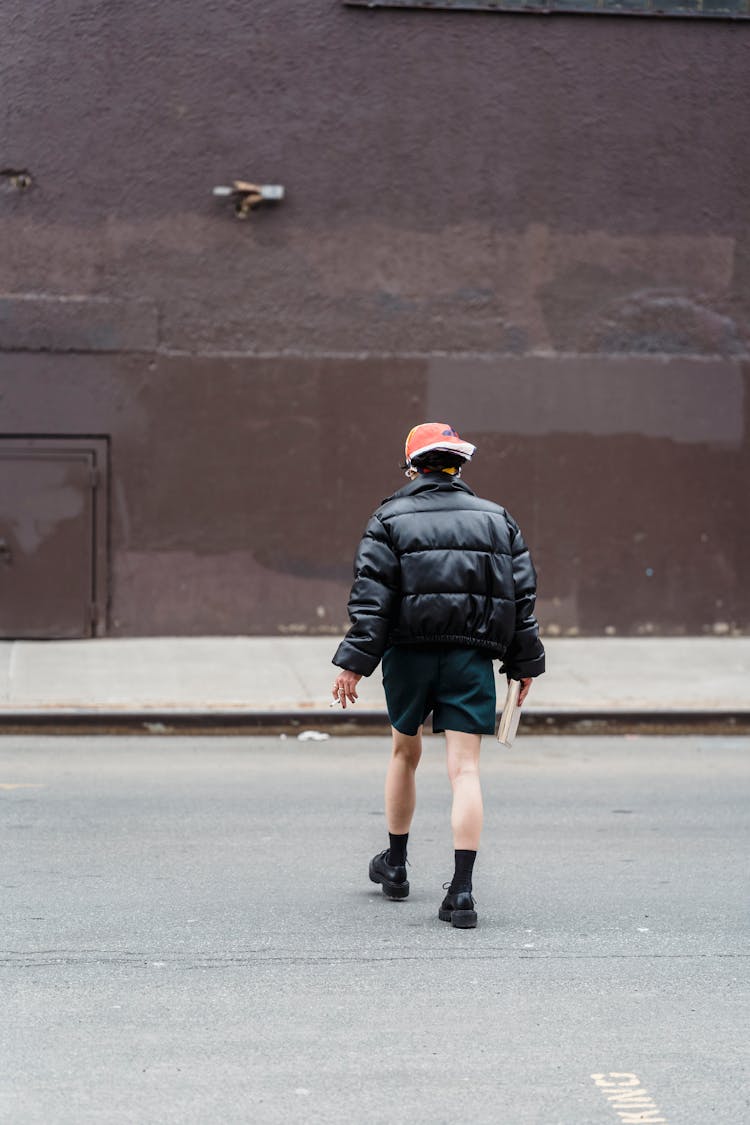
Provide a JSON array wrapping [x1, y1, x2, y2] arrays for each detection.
[[332, 669, 362, 709]]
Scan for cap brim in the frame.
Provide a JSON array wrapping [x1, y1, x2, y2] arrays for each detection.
[[408, 440, 476, 461]]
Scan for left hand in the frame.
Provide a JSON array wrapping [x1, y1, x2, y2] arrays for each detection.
[[517, 677, 533, 705], [332, 669, 362, 708]]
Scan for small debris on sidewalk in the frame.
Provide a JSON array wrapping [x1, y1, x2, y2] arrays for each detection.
[[297, 730, 330, 741]]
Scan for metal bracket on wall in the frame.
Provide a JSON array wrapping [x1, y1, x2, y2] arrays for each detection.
[[212, 181, 285, 220], [0, 168, 33, 192]]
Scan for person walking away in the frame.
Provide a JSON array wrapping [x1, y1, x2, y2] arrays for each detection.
[[331, 423, 545, 928]]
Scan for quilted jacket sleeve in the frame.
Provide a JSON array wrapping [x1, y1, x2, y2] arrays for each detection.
[[500, 513, 546, 680], [332, 515, 401, 677]]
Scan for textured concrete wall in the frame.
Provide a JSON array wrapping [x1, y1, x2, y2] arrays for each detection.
[[1, 2, 748, 635], [1, 353, 747, 637]]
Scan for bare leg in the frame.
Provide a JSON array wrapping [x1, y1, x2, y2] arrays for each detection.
[[445, 730, 483, 850], [385, 726, 423, 834]]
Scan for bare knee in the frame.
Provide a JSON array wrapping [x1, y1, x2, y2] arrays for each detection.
[[392, 728, 423, 769], [447, 757, 480, 786], [445, 731, 481, 786]]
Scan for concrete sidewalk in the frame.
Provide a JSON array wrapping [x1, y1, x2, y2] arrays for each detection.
[[1, 637, 748, 722]]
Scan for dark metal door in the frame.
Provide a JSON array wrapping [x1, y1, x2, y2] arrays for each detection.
[[0, 438, 108, 638]]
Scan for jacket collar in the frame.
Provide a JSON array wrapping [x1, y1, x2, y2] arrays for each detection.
[[383, 472, 476, 504]]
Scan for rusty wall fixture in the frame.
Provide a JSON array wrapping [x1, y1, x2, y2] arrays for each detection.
[[0, 168, 33, 192], [212, 181, 285, 220]]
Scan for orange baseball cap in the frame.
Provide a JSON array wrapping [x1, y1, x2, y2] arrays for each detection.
[[404, 423, 476, 465]]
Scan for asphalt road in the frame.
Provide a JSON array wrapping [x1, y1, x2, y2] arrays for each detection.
[[1, 735, 748, 1125]]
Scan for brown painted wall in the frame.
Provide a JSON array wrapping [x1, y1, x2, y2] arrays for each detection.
[[1, 3, 748, 635]]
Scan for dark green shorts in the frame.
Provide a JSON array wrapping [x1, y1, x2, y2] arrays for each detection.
[[382, 644, 497, 737]]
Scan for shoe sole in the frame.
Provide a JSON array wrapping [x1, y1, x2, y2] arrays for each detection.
[[369, 869, 409, 900], [438, 906, 478, 928]]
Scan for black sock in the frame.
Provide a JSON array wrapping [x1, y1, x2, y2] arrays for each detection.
[[387, 832, 409, 866], [450, 849, 476, 893]]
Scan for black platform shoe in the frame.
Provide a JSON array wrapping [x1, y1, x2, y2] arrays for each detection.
[[439, 885, 477, 928], [369, 850, 409, 900]]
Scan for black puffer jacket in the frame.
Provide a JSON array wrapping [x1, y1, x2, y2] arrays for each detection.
[[333, 472, 545, 679]]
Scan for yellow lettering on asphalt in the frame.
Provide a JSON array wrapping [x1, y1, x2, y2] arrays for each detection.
[[0, 783, 43, 790], [592, 1072, 669, 1124]]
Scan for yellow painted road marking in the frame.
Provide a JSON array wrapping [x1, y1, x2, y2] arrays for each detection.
[[0, 783, 44, 790], [592, 1073, 669, 1123]]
